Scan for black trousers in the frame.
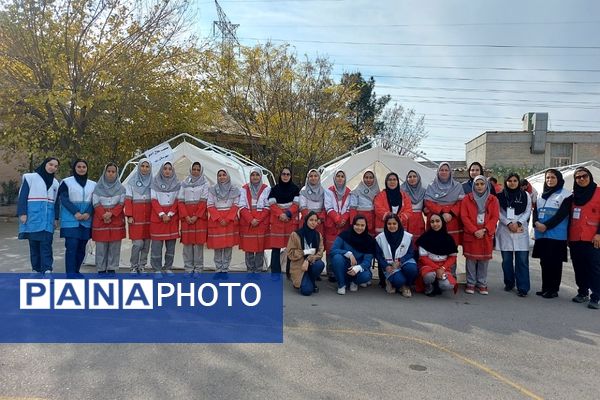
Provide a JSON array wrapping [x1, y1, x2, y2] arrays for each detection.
[[533, 238, 567, 293], [570, 241, 600, 301]]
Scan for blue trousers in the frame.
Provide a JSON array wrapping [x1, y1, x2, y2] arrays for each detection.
[[501, 251, 530, 293], [331, 254, 372, 288], [299, 260, 325, 296], [28, 238, 53, 273], [65, 237, 89, 274], [386, 261, 418, 289]]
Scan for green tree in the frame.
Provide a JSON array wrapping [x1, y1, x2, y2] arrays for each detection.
[[208, 42, 362, 180], [0, 0, 216, 176], [340, 72, 390, 143]]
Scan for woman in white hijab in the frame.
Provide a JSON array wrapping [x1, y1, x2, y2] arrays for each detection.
[[149, 161, 181, 275], [207, 169, 240, 279], [178, 161, 210, 276]]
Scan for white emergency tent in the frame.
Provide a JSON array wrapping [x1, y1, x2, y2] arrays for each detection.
[[527, 160, 600, 196], [120, 133, 274, 186], [84, 133, 274, 272], [318, 140, 438, 189]]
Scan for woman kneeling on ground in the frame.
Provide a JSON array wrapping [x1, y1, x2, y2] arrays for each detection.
[[416, 213, 458, 296], [287, 211, 325, 296], [375, 214, 417, 297], [329, 215, 375, 295]]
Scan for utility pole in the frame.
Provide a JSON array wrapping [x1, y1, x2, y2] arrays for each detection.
[[212, 0, 240, 48]]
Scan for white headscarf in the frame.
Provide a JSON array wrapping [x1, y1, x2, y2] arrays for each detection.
[[300, 169, 324, 202], [209, 169, 239, 201], [151, 161, 180, 193], [131, 158, 152, 196], [424, 162, 465, 205], [181, 161, 207, 188], [352, 169, 379, 202], [94, 163, 125, 197], [472, 175, 490, 214]]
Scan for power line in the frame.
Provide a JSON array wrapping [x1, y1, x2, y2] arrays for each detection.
[[242, 20, 600, 28], [375, 84, 600, 96], [336, 63, 600, 73], [333, 72, 600, 85], [240, 36, 600, 50], [389, 93, 600, 106]]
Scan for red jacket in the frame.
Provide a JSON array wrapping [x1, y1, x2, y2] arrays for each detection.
[[178, 200, 208, 245], [569, 187, 600, 242], [150, 198, 179, 241], [268, 201, 299, 248], [460, 193, 499, 260], [415, 254, 458, 293], [124, 196, 151, 240], [92, 203, 126, 242], [373, 190, 412, 233], [239, 184, 270, 252]]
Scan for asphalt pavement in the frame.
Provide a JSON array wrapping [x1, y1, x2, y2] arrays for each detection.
[[0, 221, 598, 400]]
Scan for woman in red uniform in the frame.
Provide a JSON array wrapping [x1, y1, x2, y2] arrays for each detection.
[[267, 167, 300, 279], [150, 161, 180, 275], [349, 170, 379, 236], [178, 161, 209, 276], [460, 175, 499, 295], [324, 170, 352, 280], [568, 167, 600, 309], [207, 169, 240, 279], [124, 158, 152, 273], [239, 167, 271, 275], [424, 162, 465, 246], [416, 214, 458, 296], [373, 172, 412, 234], [92, 163, 126, 273], [400, 170, 427, 245]]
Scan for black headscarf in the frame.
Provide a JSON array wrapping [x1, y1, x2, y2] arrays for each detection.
[[384, 172, 402, 210], [337, 216, 376, 254], [498, 172, 527, 215], [541, 169, 565, 200], [572, 167, 597, 206], [34, 157, 59, 190], [463, 162, 484, 194], [383, 214, 405, 256], [268, 168, 300, 204], [71, 159, 88, 188], [295, 211, 320, 251], [416, 213, 458, 256]]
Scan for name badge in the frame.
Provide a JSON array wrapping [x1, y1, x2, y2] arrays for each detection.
[[507, 207, 515, 220], [477, 213, 485, 225], [392, 206, 399, 214], [573, 208, 581, 220]]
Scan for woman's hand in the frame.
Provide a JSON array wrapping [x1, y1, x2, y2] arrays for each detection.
[[127, 217, 134, 224], [19, 215, 27, 224], [534, 222, 547, 233], [442, 213, 452, 223], [301, 260, 309, 272], [348, 254, 357, 266]]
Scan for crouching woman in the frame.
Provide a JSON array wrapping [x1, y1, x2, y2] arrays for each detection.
[[329, 215, 375, 295], [287, 211, 325, 296], [375, 214, 418, 297]]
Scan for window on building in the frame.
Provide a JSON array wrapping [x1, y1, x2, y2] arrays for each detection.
[[550, 143, 573, 167]]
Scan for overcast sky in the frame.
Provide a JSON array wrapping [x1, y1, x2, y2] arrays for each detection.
[[194, 0, 600, 161]]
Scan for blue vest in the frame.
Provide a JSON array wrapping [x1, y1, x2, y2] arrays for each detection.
[[60, 177, 96, 229], [535, 188, 570, 241], [19, 173, 59, 234]]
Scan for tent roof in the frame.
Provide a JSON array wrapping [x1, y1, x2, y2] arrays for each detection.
[[527, 160, 600, 195], [319, 145, 437, 190], [121, 133, 273, 188]]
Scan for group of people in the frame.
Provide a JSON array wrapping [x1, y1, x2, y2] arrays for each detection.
[[17, 157, 600, 310]]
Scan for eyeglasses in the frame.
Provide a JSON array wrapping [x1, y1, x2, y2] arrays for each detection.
[[575, 175, 589, 180]]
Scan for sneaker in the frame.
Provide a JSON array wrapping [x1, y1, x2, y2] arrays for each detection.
[[337, 286, 346, 295], [465, 284, 475, 294], [517, 290, 528, 297], [385, 280, 396, 294], [588, 300, 599, 310], [424, 284, 434, 296], [572, 294, 589, 303], [542, 291, 558, 299], [400, 285, 412, 298], [478, 286, 489, 295], [162, 269, 175, 276], [349, 282, 359, 292], [359, 282, 369, 288]]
